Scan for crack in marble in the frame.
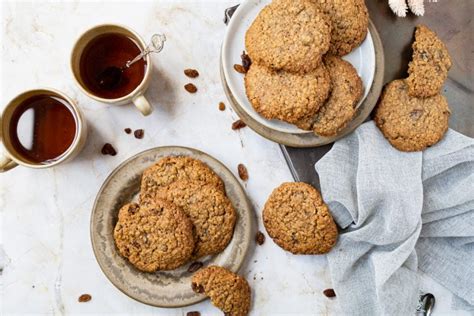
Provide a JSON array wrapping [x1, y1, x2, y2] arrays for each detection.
[[52, 170, 65, 315]]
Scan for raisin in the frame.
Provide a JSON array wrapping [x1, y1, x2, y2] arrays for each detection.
[[134, 129, 144, 139], [219, 102, 226, 111], [241, 51, 252, 71], [238, 163, 249, 181], [232, 119, 246, 130], [187, 312, 201, 316], [124, 128, 132, 134], [184, 83, 198, 93], [191, 282, 204, 294], [78, 294, 92, 302], [184, 69, 199, 78], [255, 231, 265, 245], [323, 289, 336, 298], [101, 143, 117, 156], [187, 261, 203, 273], [234, 64, 246, 74]]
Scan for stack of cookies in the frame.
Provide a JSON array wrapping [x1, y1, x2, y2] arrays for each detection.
[[113, 156, 236, 272], [244, 0, 368, 136], [375, 25, 452, 152]]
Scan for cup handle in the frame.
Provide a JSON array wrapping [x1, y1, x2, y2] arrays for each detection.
[[132, 94, 153, 116], [0, 153, 17, 172]]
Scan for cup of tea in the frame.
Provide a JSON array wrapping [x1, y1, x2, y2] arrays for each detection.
[[71, 24, 154, 116], [0, 88, 87, 172]]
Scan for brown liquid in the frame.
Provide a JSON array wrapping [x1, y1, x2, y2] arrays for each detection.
[[79, 33, 146, 99], [9, 95, 77, 164]]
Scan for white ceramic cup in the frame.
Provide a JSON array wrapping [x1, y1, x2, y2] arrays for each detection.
[[0, 88, 88, 172], [71, 24, 153, 116]]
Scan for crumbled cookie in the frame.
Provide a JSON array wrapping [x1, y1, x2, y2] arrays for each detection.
[[312, 56, 363, 136], [312, 0, 369, 56], [156, 181, 236, 259], [140, 156, 225, 202], [192, 266, 251, 316], [406, 25, 452, 98], [245, 0, 331, 73], [113, 201, 195, 272], [245, 63, 331, 125], [263, 182, 338, 254], [374, 80, 450, 151]]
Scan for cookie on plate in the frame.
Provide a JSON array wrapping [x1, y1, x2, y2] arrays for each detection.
[[263, 182, 338, 254], [312, 56, 363, 136], [156, 180, 236, 259], [245, 62, 331, 125], [312, 0, 369, 56], [140, 156, 225, 202], [406, 25, 452, 98], [113, 201, 195, 272], [192, 266, 251, 316], [374, 80, 450, 152], [245, 0, 331, 73]]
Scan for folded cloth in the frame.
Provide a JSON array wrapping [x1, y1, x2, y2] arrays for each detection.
[[315, 121, 474, 315]]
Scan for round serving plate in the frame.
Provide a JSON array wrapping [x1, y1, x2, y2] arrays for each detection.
[[90, 146, 256, 307], [221, 1, 385, 147]]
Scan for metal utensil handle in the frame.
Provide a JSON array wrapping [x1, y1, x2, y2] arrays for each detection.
[[126, 33, 166, 68]]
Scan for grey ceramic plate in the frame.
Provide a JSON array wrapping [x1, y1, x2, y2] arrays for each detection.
[[90, 146, 255, 307]]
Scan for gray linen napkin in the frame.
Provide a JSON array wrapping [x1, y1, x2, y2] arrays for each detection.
[[315, 121, 474, 315]]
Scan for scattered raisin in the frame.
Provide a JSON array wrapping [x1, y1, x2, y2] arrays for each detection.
[[101, 143, 117, 156], [187, 312, 201, 316], [232, 119, 246, 130], [323, 289, 336, 298], [241, 51, 252, 71], [191, 282, 204, 294], [238, 163, 249, 181], [134, 129, 144, 139], [219, 102, 226, 111], [234, 64, 246, 74], [184, 83, 198, 93], [255, 231, 265, 245], [184, 69, 199, 78], [78, 294, 92, 303], [187, 261, 203, 273], [124, 128, 132, 134]]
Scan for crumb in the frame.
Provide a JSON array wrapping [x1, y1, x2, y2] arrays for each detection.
[[232, 119, 246, 130], [101, 143, 117, 156], [78, 294, 92, 303], [238, 163, 249, 181], [134, 129, 144, 139], [184, 83, 198, 93], [219, 102, 226, 111], [184, 69, 199, 78]]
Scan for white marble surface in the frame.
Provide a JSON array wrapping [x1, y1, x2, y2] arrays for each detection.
[[0, 1, 466, 315]]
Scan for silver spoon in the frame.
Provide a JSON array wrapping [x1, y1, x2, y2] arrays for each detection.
[[98, 33, 166, 90]]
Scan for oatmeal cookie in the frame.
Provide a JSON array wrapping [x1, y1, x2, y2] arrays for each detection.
[[245, 0, 331, 73], [113, 201, 195, 272], [406, 25, 452, 98], [312, 56, 363, 136], [312, 0, 369, 56], [374, 80, 450, 152], [262, 182, 338, 254], [192, 266, 251, 316], [245, 62, 331, 125], [156, 181, 236, 259], [140, 156, 225, 202]]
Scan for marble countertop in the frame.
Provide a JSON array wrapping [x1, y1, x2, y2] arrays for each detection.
[[0, 1, 466, 315]]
